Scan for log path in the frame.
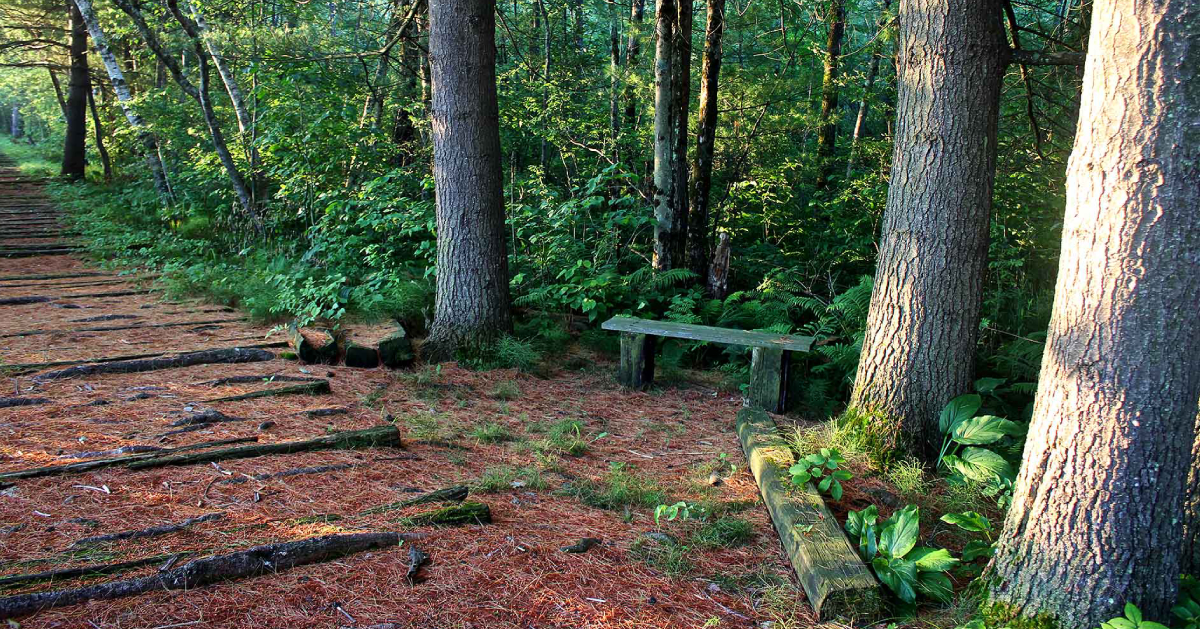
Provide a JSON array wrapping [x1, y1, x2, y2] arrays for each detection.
[[0, 155, 805, 628]]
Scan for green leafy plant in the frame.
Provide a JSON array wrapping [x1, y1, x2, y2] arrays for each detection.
[[940, 511, 996, 561], [1173, 575, 1200, 629], [654, 501, 695, 525], [845, 505, 959, 603], [1099, 603, 1169, 629], [937, 394, 1024, 484], [789, 448, 852, 500]]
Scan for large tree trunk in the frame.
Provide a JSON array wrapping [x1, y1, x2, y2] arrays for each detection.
[[652, 0, 680, 271], [813, 0, 846, 190], [686, 0, 725, 281], [847, 0, 1005, 461], [61, 0, 89, 180], [845, 0, 892, 178], [71, 0, 172, 201], [670, 0, 693, 265], [987, 1, 1200, 627], [422, 0, 513, 361]]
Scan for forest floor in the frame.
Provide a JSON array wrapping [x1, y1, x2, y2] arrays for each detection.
[[0, 156, 827, 628]]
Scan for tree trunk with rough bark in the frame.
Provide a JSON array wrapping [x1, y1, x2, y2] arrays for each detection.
[[61, 1, 89, 180], [670, 0, 693, 264], [71, 0, 171, 201], [623, 0, 644, 130], [848, 0, 1005, 461], [686, 0, 724, 281], [813, 0, 846, 191], [652, 0, 680, 271], [1181, 410, 1200, 577], [846, 0, 892, 178], [987, 2, 1200, 627], [422, 0, 513, 361]]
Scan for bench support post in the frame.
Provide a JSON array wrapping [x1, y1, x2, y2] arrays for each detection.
[[618, 332, 655, 389], [748, 347, 790, 413]]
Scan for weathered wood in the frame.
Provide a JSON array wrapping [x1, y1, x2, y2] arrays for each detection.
[[0, 318, 239, 339], [344, 341, 381, 368], [0, 532, 414, 620], [748, 347, 791, 413], [1, 437, 260, 480], [361, 485, 469, 516], [0, 296, 51, 306], [198, 374, 323, 387], [202, 380, 331, 403], [289, 323, 338, 364], [123, 427, 400, 471], [70, 513, 223, 548], [735, 408, 880, 618], [602, 315, 814, 351], [379, 326, 414, 368], [618, 332, 655, 389], [0, 272, 106, 282], [0, 553, 190, 590], [399, 501, 491, 526], [0, 289, 150, 306], [34, 348, 275, 381], [0, 397, 50, 409], [0, 248, 78, 258], [1, 343, 289, 377]]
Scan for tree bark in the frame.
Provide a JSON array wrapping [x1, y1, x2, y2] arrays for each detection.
[[71, 0, 172, 202], [48, 70, 67, 117], [1182, 410, 1200, 577], [988, 1, 1200, 626], [813, 0, 846, 190], [848, 0, 1006, 461], [652, 0, 680, 271], [61, 0, 89, 181], [623, 0, 645, 130], [686, 0, 725, 282], [86, 90, 111, 181], [422, 0, 513, 361], [670, 0, 693, 263], [846, 0, 892, 178], [609, 0, 620, 146]]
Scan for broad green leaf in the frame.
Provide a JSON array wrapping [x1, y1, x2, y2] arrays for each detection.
[[974, 377, 1007, 395], [908, 547, 959, 572], [880, 506, 920, 559], [791, 471, 811, 486], [806, 454, 826, 466], [917, 571, 954, 603], [940, 511, 991, 533], [819, 476, 832, 492], [873, 557, 918, 604], [1103, 620, 1136, 629], [949, 447, 1014, 482], [952, 415, 1020, 445], [1125, 604, 1142, 626], [939, 394, 982, 434], [832, 469, 853, 481], [846, 506, 878, 538], [961, 540, 995, 561], [831, 481, 843, 501]]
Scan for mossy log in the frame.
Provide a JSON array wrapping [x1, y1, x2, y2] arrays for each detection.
[[735, 408, 880, 619], [1, 343, 287, 377], [0, 553, 191, 591], [34, 348, 275, 381], [0, 532, 414, 620], [0, 437, 260, 481], [399, 501, 491, 526], [0, 248, 78, 258], [70, 513, 223, 548], [0, 397, 49, 409], [360, 485, 469, 516], [202, 380, 331, 403]]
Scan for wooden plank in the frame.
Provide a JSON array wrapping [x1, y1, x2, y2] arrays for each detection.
[[735, 408, 881, 619], [602, 316, 813, 352], [748, 347, 790, 413], [618, 332, 655, 389]]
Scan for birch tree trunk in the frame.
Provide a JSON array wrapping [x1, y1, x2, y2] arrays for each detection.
[[61, 0, 89, 180], [813, 0, 846, 191], [652, 0, 680, 271], [848, 0, 1005, 460], [686, 0, 725, 281], [987, 1, 1200, 627], [71, 0, 171, 201], [423, 0, 513, 361]]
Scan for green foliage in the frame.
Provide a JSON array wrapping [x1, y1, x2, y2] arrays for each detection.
[[788, 448, 852, 501], [693, 517, 754, 549], [941, 511, 996, 561], [561, 462, 667, 511], [1173, 576, 1200, 629], [474, 465, 546, 492], [1099, 604, 1170, 629], [490, 380, 521, 401], [467, 421, 515, 444], [846, 505, 959, 604], [937, 394, 1026, 487], [654, 501, 697, 525]]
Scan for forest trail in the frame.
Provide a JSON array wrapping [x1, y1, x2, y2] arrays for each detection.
[[0, 156, 801, 627]]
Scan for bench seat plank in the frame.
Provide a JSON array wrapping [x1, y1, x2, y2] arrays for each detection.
[[601, 316, 814, 352]]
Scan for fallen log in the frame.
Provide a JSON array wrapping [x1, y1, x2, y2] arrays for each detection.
[[2, 343, 289, 377], [406, 545, 429, 584], [361, 486, 469, 516], [735, 408, 880, 619], [399, 501, 491, 526], [70, 513, 224, 548], [1, 437, 260, 480], [198, 374, 323, 387], [0, 272, 107, 282], [216, 464, 355, 485], [0, 248, 77, 258], [0, 296, 51, 306], [124, 427, 400, 471], [0, 318, 239, 339], [0, 553, 190, 590], [0, 290, 149, 307], [34, 348, 276, 381], [203, 380, 331, 403], [0, 397, 49, 409], [70, 314, 139, 323], [0, 532, 413, 620]]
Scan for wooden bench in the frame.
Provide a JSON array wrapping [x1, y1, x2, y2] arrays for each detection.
[[601, 315, 814, 413]]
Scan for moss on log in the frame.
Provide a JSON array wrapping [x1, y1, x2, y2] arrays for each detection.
[[360, 486, 469, 516], [34, 348, 275, 381], [735, 408, 880, 619], [399, 501, 491, 526]]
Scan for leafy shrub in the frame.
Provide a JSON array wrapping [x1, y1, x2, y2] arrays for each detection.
[[937, 394, 1025, 484], [788, 448, 852, 500], [845, 504, 959, 604]]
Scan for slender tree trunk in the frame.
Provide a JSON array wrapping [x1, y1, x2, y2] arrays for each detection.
[[423, 0, 513, 361], [9, 106, 20, 139], [48, 70, 68, 117], [687, 0, 725, 282], [987, 1, 1200, 626], [623, 0, 644, 132], [846, 0, 892, 178], [670, 0, 693, 262], [71, 0, 172, 201], [537, 0, 551, 170], [62, 1, 90, 180], [652, 0, 680, 271], [848, 0, 1006, 461], [87, 90, 112, 181], [813, 0, 846, 190], [609, 0, 620, 146]]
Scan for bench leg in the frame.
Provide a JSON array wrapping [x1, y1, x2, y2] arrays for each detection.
[[618, 332, 655, 389], [748, 347, 790, 413]]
